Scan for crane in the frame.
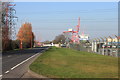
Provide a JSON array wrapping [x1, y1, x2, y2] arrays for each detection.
[[63, 17, 80, 44]]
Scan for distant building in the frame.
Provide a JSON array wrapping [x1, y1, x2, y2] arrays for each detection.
[[107, 38, 120, 45], [79, 34, 89, 41], [107, 38, 118, 42], [68, 28, 73, 31]]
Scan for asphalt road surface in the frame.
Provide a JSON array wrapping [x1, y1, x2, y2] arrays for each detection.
[[2, 46, 49, 79]]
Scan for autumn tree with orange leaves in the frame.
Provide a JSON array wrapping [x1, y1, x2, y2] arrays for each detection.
[[17, 22, 35, 49]]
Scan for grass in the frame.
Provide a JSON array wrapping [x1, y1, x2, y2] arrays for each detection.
[[30, 47, 118, 78]]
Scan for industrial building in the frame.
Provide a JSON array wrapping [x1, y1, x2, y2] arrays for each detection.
[[79, 34, 89, 41]]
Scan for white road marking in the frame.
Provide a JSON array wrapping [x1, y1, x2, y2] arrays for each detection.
[[5, 71, 9, 74], [3, 48, 48, 76], [11, 52, 39, 70], [0, 75, 2, 77], [8, 55, 11, 57]]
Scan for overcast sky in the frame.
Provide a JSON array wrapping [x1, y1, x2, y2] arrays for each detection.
[[15, 2, 118, 42]]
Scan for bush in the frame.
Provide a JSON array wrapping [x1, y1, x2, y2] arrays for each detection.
[[11, 40, 19, 49]]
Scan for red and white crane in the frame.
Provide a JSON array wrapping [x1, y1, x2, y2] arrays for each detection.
[[63, 17, 80, 44]]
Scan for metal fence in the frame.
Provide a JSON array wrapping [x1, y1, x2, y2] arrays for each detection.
[[68, 43, 92, 52], [67, 40, 119, 57], [64, 35, 120, 57]]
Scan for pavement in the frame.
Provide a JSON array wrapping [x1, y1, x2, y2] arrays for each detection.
[[1, 46, 49, 79]]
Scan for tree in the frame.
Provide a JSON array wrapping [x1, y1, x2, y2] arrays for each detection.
[[17, 22, 35, 48], [53, 34, 66, 44], [43, 40, 51, 44]]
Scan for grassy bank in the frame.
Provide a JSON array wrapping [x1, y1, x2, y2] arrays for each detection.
[[30, 47, 118, 78]]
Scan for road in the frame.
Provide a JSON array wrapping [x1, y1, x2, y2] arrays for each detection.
[[2, 46, 49, 79]]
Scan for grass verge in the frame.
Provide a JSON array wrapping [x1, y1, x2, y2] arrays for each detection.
[[30, 47, 118, 78]]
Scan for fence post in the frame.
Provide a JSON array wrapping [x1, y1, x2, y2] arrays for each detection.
[[105, 37, 108, 56], [115, 35, 119, 57], [100, 37, 105, 55], [109, 36, 113, 56], [94, 38, 98, 53], [97, 38, 101, 54], [91, 39, 94, 52]]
